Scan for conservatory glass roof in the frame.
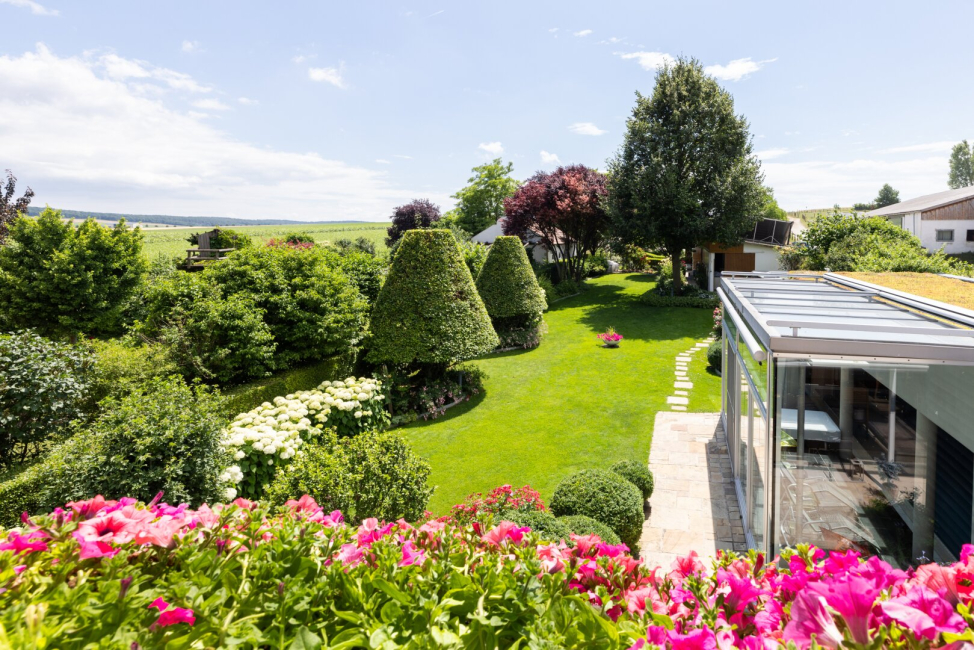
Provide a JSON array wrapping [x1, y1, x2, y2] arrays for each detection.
[[717, 272, 974, 363]]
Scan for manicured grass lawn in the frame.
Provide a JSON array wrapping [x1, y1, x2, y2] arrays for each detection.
[[401, 273, 721, 514]]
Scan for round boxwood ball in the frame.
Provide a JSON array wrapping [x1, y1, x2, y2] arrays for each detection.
[[501, 509, 572, 542], [609, 459, 654, 500], [557, 515, 622, 545], [707, 340, 722, 372], [549, 469, 644, 550]]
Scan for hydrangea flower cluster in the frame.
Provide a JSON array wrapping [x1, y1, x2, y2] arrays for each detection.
[[3, 493, 974, 647], [222, 377, 389, 497]]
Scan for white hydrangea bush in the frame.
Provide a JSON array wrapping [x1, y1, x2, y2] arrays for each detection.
[[222, 376, 389, 497]]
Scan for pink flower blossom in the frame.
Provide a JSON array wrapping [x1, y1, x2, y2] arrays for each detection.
[[398, 540, 425, 567], [482, 521, 530, 547], [783, 591, 844, 649], [148, 597, 196, 629], [0, 530, 49, 555], [880, 585, 967, 640], [75, 537, 117, 559], [336, 543, 364, 567]]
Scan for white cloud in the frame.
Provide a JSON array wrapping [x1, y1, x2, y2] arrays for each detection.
[[308, 65, 346, 89], [573, 29, 592, 37], [0, 0, 58, 15], [478, 141, 504, 156], [191, 98, 231, 111], [98, 52, 212, 93], [375, 159, 391, 164], [0, 45, 444, 220], [755, 148, 790, 160], [704, 57, 776, 81], [764, 155, 950, 211], [880, 141, 955, 154], [237, 97, 258, 105], [181, 40, 201, 54], [427, 9, 444, 17], [548, 27, 559, 33], [617, 51, 675, 71], [568, 122, 606, 136], [540, 150, 561, 165], [292, 55, 308, 64]]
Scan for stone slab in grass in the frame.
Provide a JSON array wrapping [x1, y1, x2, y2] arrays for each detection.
[[667, 395, 689, 405]]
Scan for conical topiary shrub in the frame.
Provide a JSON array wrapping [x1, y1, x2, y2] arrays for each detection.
[[475, 236, 548, 349], [368, 229, 498, 367]]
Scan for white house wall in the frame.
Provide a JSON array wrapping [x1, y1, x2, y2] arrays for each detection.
[[918, 219, 974, 255]]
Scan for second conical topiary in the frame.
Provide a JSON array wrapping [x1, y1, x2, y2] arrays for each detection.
[[475, 235, 548, 349], [368, 229, 498, 366]]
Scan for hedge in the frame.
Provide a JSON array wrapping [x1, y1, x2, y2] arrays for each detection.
[[221, 353, 354, 418], [549, 469, 644, 550], [640, 291, 719, 309], [609, 459, 655, 500], [367, 229, 498, 366], [557, 514, 622, 545], [707, 339, 722, 372], [502, 509, 572, 541], [476, 236, 547, 319]]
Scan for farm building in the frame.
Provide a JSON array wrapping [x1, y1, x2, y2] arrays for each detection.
[[867, 186, 974, 255], [693, 218, 793, 291]]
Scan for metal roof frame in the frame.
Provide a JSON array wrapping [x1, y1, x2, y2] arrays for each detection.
[[718, 272, 974, 363]]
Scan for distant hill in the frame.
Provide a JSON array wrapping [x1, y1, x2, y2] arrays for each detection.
[[25, 208, 366, 227]]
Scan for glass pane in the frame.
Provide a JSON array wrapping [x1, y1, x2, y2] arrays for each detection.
[[738, 331, 768, 412], [750, 403, 767, 549], [773, 358, 974, 568], [739, 366, 749, 495]]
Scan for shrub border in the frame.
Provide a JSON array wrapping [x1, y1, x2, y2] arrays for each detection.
[[640, 292, 719, 309]]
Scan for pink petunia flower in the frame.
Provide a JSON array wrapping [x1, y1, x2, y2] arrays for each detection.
[[0, 530, 49, 555], [880, 585, 967, 640], [398, 540, 425, 567], [806, 574, 881, 645], [481, 521, 530, 547], [336, 543, 364, 567], [148, 597, 196, 630], [75, 537, 117, 559], [783, 591, 844, 649]]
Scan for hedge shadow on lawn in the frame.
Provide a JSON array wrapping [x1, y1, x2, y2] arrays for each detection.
[[576, 296, 713, 343], [401, 389, 487, 429]]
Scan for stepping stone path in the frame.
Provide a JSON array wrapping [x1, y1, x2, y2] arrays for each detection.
[[667, 337, 715, 412]]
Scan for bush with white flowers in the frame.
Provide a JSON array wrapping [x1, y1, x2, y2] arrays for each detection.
[[222, 376, 390, 498]]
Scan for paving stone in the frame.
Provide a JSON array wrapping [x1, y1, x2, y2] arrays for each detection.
[[666, 395, 689, 405], [674, 390, 688, 396], [670, 405, 687, 411], [674, 381, 693, 389]]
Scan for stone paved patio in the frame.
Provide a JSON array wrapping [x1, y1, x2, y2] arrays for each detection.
[[639, 412, 748, 568]]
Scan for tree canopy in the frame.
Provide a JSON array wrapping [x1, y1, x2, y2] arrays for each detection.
[[874, 183, 901, 208], [0, 208, 146, 339], [503, 165, 609, 283], [368, 229, 498, 368], [451, 158, 521, 236], [949, 140, 974, 189], [0, 170, 34, 244], [760, 187, 788, 221], [606, 57, 765, 294], [385, 199, 441, 248]]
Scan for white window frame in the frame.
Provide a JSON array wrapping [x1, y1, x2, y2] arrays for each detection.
[[936, 229, 955, 243]]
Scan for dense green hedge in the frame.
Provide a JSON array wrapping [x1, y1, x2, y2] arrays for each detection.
[[707, 340, 722, 372], [503, 509, 572, 541], [476, 236, 547, 319], [368, 230, 498, 366], [221, 354, 354, 417], [549, 469, 644, 550], [609, 460, 655, 500], [557, 514, 622, 545], [641, 291, 719, 309]]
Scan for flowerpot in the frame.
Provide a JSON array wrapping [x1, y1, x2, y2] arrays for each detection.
[[603, 341, 620, 348]]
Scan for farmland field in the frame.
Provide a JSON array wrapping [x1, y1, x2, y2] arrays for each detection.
[[141, 222, 391, 258]]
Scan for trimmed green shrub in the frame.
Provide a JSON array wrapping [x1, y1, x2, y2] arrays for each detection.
[[136, 272, 276, 385], [87, 338, 177, 404], [503, 509, 572, 541], [558, 514, 622, 545], [0, 330, 93, 467], [707, 339, 722, 372], [641, 291, 719, 309], [343, 430, 433, 523], [267, 430, 433, 523], [549, 469, 643, 550], [476, 236, 547, 349], [264, 435, 355, 516], [0, 376, 228, 524], [334, 250, 384, 305], [206, 245, 368, 368], [220, 354, 355, 418], [368, 229, 498, 366], [609, 459, 655, 500]]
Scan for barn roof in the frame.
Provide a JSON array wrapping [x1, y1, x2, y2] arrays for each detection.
[[866, 186, 974, 217]]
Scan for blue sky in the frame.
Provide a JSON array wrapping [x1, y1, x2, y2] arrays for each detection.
[[1, 0, 972, 222]]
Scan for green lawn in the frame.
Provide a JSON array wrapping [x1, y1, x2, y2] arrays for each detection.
[[140, 222, 390, 259], [401, 273, 721, 514]]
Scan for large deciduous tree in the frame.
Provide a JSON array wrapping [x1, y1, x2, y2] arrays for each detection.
[[606, 57, 765, 294], [0, 170, 34, 244], [874, 183, 900, 208], [386, 199, 441, 248], [502, 164, 609, 283], [451, 158, 521, 235], [949, 140, 974, 189], [0, 208, 147, 340]]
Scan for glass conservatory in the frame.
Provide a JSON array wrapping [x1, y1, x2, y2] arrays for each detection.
[[718, 272, 974, 567]]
